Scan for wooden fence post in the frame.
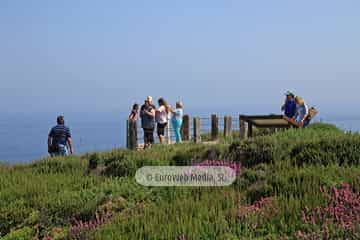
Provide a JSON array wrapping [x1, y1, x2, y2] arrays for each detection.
[[193, 117, 201, 143], [224, 116, 232, 138], [239, 115, 247, 139], [248, 122, 253, 138], [181, 115, 190, 141], [211, 114, 219, 140], [127, 120, 137, 150]]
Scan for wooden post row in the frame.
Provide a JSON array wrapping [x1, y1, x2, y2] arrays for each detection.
[[224, 116, 232, 138], [239, 115, 247, 139], [211, 114, 219, 140], [181, 115, 190, 141], [193, 117, 201, 143]]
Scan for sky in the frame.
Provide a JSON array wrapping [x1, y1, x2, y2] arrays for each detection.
[[1, 0, 360, 117]]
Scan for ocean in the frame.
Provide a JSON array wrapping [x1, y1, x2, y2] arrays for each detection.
[[0, 111, 359, 163], [0, 112, 126, 163]]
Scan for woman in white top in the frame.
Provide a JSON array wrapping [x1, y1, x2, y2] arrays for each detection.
[[293, 96, 310, 127], [156, 98, 170, 144]]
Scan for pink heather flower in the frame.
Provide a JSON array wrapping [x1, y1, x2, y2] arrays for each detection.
[[178, 234, 187, 240], [192, 160, 241, 175], [69, 212, 113, 239], [301, 181, 360, 236]]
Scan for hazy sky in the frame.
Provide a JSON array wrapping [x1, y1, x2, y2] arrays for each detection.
[[1, 0, 359, 116]]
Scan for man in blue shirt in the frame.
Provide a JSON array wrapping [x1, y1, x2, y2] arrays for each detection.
[[281, 91, 297, 118], [48, 115, 74, 156]]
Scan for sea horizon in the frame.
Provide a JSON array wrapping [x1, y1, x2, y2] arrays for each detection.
[[1, 109, 359, 163]]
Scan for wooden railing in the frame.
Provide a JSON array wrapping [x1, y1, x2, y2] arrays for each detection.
[[126, 114, 248, 149], [126, 113, 307, 149]]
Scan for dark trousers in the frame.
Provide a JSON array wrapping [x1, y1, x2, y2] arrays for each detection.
[[143, 128, 154, 145]]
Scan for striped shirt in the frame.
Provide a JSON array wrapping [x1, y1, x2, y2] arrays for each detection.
[[49, 124, 72, 145]]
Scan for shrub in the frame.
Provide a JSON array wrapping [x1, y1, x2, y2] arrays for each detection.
[[229, 137, 278, 167], [31, 157, 86, 174], [229, 123, 360, 168], [307, 122, 343, 133], [103, 144, 224, 177], [291, 135, 360, 166], [88, 153, 101, 170], [1, 227, 34, 240], [0, 199, 32, 236], [246, 181, 273, 203], [299, 183, 360, 239], [104, 155, 137, 177], [171, 144, 212, 166]]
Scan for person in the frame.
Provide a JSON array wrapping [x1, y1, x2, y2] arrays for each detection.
[[293, 96, 310, 127], [140, 96, 156, 148], [128, 103, 139, 122], [171, 101, 183, 143], [155, 98, 170, 144], [48, 115, 74, 156], [281, 91, 297, 118]]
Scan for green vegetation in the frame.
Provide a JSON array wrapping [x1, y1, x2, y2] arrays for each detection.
[[1, 123, 360, 239]]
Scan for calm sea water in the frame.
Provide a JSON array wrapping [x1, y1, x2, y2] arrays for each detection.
[[0, 112, 127, 163], [0, 111, 359, 163]]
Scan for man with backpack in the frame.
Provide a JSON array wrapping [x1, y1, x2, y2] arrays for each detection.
[[48, 115, 74, 156]]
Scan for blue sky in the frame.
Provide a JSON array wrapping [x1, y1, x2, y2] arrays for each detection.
[[1, 0, 359, 116]]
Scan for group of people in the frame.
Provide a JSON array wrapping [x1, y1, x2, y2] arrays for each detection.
[[281, 91, 313, 127], [129, 96, 184, 148], [46, 92, 313, 157], [46, 96, 183, 157]]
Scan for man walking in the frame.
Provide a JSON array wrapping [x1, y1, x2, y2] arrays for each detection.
[[48, 115, 74, 156]]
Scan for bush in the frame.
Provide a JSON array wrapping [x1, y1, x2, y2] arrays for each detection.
[[172, 145, 224, 166], [0, 199, 32, 235], [230, 137, 278, 167], [307, 122, 343, 133], [291, 135, 360, 166], [1, 227, 33, 240], [31, 157, 87, 174], [247, 182, 273, 203], [88, 153, 101, 170], [104, 155, 138, 177], [229, 123, 360, 167], [103, 144, 225, 177]]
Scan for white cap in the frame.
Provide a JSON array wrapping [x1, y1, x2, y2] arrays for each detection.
[[146, 96, 153, 102]]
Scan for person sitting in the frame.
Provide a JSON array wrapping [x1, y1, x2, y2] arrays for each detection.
[[281, 91, 297, 118], [48, 115, 74, 156], [293, 96, 310, 127]]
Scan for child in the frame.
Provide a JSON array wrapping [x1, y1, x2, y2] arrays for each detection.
[[171, 101, 183, 143]]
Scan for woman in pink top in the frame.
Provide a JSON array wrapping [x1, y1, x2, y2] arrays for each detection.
[[156, 98, 170, 144]]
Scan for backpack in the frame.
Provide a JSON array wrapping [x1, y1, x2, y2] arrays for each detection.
[[308, 107, 318, 120]]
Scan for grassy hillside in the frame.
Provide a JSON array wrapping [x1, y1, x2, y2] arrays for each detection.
[[1, 123, 360, 239]]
